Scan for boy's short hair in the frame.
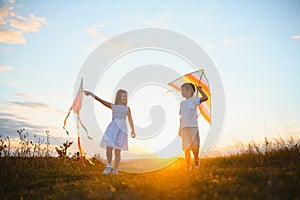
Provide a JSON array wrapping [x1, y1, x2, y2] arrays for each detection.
[[181, 83, 196, 93]]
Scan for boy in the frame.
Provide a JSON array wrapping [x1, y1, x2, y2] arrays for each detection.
[[179, 83, 208, 170]]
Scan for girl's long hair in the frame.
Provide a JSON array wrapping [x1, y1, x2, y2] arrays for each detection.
[[114, 89, 127, 105]]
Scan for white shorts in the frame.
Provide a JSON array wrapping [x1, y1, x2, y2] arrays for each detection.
[[180, 127, 200, 151]]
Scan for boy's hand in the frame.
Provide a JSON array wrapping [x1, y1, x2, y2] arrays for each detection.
[[131, 131, 136, 138], [178, 129, 182, 137], [197, 86, 202, 91]]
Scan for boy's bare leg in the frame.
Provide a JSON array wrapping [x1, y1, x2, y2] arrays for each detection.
[[185, 148, 191, 170], [192, 149, 199, 160], [193, 149, 200, 168], [192, 131, 200, 168]]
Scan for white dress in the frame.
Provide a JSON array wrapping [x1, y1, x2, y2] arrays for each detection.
[[100, 104, 129, 150]]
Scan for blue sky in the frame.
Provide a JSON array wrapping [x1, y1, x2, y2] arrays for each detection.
[[0, 0, 300, 157]]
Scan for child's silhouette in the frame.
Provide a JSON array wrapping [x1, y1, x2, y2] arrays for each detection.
[[85, 90, 136, 175], [178, 83, 208, 170]]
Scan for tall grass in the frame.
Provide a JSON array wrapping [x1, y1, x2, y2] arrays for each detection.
[[0, 129, 78, 158], [213, 136, 300, 168], [0, 157, 102, 199], [0, 128, 299, 199]]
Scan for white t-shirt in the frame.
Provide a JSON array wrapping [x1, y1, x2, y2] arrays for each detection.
[[179, 97, 201, 128]]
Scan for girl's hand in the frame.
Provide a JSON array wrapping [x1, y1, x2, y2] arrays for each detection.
[[131, 131, 136, 138], [84, 90, 93, 96]]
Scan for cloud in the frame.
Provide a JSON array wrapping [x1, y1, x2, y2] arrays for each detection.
[[223, 36, 247, 45], [0, 115, 46, 138], [0, 4, 12, 18], [93, 20, 112, 28], [291, 35, 300, 39], [13, 93, 37, 99], [86, 20, 112, 38], [0, 111, 76, 151], [9, 14, 47, 33], [0, 17, 5, 25], [0, 65, 14, 73], [0, 112, 26, 120], [145, 12, 171, 27], [86, 28, 102, 38], [0, 29, 26, 44], [0, 2, 48, 44], [9, 101, 51, 109]]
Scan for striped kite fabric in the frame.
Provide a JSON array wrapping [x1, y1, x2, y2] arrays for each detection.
[[63, 78, 94, 166], [168, 69, 211, 124]]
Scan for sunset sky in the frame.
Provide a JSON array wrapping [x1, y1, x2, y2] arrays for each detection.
[[1, 0, 300, 158]]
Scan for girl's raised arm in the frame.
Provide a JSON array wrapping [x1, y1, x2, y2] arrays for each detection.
[[84, 91, 112, 109], [127, 107, 136, 138]]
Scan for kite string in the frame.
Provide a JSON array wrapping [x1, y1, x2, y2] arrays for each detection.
[[196, 70, 204, 97], [196, 70, 205, 118]]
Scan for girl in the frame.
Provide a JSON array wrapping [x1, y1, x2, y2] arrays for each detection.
[[85, 89, 136, 175]]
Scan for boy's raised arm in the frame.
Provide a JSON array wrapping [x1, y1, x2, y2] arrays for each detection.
[[197, 86, 208, 103], [84, 90, 112, 109]]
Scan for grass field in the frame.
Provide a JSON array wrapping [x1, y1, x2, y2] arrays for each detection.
[[1, 138, 300, 200]]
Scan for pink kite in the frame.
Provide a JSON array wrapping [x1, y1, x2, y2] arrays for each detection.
[[63, 78, 94, 166]]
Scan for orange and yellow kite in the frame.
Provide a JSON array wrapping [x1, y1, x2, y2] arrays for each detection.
[[168, 69, 211, 124]]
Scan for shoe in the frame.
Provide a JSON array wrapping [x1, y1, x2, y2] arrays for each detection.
[[103, 166, 112, 174], [187, 165, 193, 171], [112, 169, 118, 175], [195, 159, 200, 169]]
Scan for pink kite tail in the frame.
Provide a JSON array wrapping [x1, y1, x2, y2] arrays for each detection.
[[63, 107, 72, 135], [78, 115, 93, 140]]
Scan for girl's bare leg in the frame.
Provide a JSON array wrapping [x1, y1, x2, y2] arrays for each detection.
[[114, 148, 121, 169], [106, 146, 113, 166]]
